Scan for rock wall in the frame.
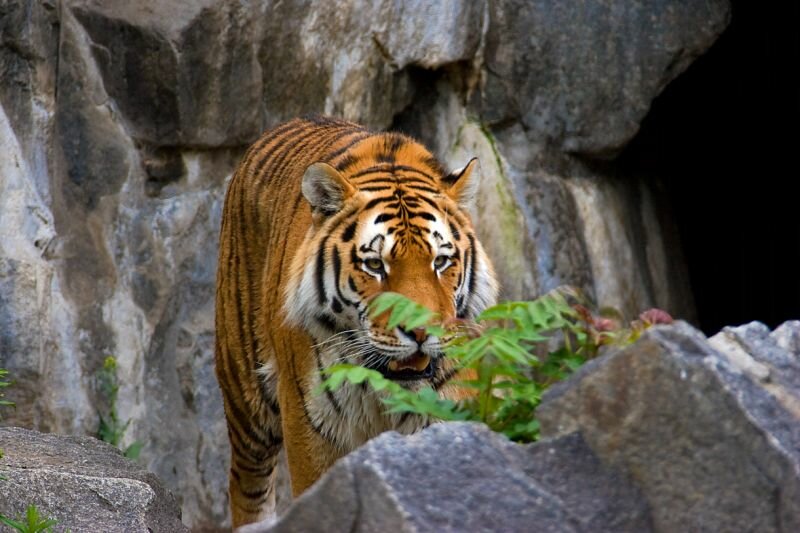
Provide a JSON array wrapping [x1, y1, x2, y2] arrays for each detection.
[[0, 0, 730, 528]]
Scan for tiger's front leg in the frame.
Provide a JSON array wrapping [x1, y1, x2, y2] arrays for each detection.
[[219, 385, 283, 528], [276, 341, 344, 496]]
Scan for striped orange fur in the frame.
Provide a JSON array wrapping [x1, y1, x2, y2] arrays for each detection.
[[215, 116, 497, 527]]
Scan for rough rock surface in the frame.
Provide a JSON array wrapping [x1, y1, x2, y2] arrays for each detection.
[[538, 321, 800, 532], [0, 0, 730, 527], [0, 427, 187, 532], [483, 0, 731, 156], [241, 423, 651, 533]]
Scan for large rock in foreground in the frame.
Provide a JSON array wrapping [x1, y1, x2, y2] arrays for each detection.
[[243, 423, 651, 533], [0, 427, 187, 532], [538, 321, 800, 532]]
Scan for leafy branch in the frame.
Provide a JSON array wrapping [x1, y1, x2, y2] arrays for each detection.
[[320, 288, 672, 443]]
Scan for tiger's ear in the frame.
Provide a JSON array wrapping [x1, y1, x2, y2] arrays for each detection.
[[302, 162, 357, 216], [441, 158, 480, 209]]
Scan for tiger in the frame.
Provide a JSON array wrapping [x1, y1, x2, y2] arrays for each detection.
[[214, 115, 498, 527]]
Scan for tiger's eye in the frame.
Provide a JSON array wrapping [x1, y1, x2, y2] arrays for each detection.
[[365, 258, 384, 271], [433, 255, 448, 269]]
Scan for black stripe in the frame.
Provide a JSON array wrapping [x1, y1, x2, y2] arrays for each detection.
[[422, 154, 446, 176], [390, 165, 437, 182], [467, 233, 477, 295], [315, 347, 342, 415], [364, 195, 395, 210], [348, 275, 358, 293], [405, 184, 439, 194], [233, 458, 277, 475], [374, 213, 395, 224], [239, 483, 271, 500], [449, 221, 461, 240], [335, 154, 360, 172], [315, 313, 338, 332], [359, 185, 392, 192], [290, 357, 327, 438], [316, 236, 330, 304], [349, 165, 393, 180], [342, 221, 357, 242], [408, 211, 436, 221], [433, 366, 460, 390], [386, 134, 406, 153], [417, 195, 439, 209], [325, 132, 371, 165], [332, 245, 357, 307], [377, 151, 395, 164], [227, 412, 274, 464], [331, 297, 343, 313]]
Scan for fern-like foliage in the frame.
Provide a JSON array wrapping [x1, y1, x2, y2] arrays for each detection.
[[320, 288, 672, 443]]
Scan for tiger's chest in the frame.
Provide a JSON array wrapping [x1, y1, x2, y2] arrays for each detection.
[[258, 352, 427, 454], [303, 364, 428, 453]]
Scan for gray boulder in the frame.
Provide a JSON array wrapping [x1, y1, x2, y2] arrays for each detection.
[[538, 321, 800, 532], [245, 423, 651, 533], [482, 0, 731, 157], [0, 427, 187, 532]]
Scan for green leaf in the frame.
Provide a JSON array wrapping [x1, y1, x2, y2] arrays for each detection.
[[368, 293, 405, 317], [0, 515, 26, 530], [124, 441, 144, 460], [490, 336, 534, 365], [345, 366, 371, 384]]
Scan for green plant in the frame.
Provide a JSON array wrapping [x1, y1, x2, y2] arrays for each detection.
[[0, 505, 57, 533], [96, 357, 142, 459], [320, 288, 672, 443], [1, 367, 14, 478], [0, 368, 14, 413]]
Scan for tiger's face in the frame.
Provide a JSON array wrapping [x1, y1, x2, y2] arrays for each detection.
[[284, 137, 497, 388]]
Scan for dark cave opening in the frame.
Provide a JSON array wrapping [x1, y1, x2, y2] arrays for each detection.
[[619, 0, 800, 335]]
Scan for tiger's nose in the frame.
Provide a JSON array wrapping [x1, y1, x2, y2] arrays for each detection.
[[400, 327, 428, 345]]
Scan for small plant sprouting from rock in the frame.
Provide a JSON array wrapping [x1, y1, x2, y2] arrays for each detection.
[[320, 288, 672, 443], [0, 368, 13, 414], [96, 357, 143, 460], [0, 505, 58, 533]]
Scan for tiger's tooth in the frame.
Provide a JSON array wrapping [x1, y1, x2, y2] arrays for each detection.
[[412, 355, 431, 371], [388, 360, 399, 371]]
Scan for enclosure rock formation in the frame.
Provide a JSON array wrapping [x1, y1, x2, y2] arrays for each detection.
[[538, 321, 800, 532], [0, 427, 187, 532], [0, 0, 729, 527]]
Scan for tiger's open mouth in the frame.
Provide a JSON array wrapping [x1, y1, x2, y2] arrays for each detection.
[[368, 351, 435, 381]]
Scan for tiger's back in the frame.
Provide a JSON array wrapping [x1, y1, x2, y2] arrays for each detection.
[[215, 116, 497, 527]]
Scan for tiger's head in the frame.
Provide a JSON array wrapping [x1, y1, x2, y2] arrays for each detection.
[[285, 134, 497, 387]]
